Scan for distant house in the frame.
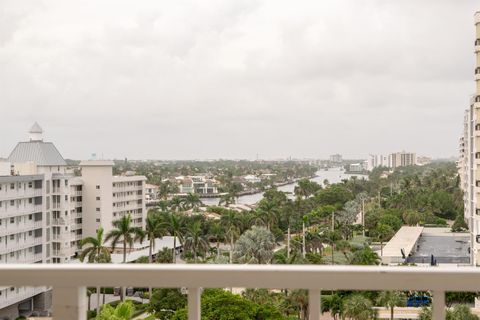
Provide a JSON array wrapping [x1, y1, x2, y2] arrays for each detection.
[[175, 176, 219, 195], [349, 163, 363, 172], [145, 184, 159, 202], [243, 174, 261, 184]]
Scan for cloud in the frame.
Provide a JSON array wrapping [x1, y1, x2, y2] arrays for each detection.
[[0, 0, 477, 159]]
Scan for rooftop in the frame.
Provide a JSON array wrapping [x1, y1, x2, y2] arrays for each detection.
[[381, 226, 423, 264], [79, 160, 114, 167], [8, 141, 67, 166]]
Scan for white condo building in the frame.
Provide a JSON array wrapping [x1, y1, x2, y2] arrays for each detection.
[[459, 11, 480, 266], [0, 123, 147, 318], [366, 152, 416, 171]]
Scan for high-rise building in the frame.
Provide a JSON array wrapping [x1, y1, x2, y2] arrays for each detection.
[[0, 123, 146, 318], [388, 152, 417, 169], [459, 11, 480, 266], [329, 154, 342, 163], [366, 154, 389, 171]]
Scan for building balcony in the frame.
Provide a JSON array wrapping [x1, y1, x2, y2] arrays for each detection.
[[0, 222, 38, 236], [0, 204, 43, 219], [0, 189, 42, 200], [52, 218, 66, 226], [0, 286, 48, 310], [0, 264, 475, 319]]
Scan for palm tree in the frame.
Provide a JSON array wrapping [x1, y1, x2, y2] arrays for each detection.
[[145, 213, 167, 298], [221, 210, 241, 263], [79, 227, 111, 263], [183, 193, 203, 210], [343, 294, 376, 320], [184, 221, 209, 262], [208, 221, 225, 258], [145, 214, 167, 263], [157, 180, 178, 200], [219, 193, 235, 206], [164, 213, 185, 263], [377, 291, 406, 320], [321, 229, 341, 265], [105, 215, 145, 301], [375, 223, 394, 258], [256, 200, 278, 230], [169, 196, 185, 212], [282, 200, 294, 259], [288, 289, 309, 320], [233, 226, 275, 264], [80, 228, 111, 312], [322, 293, 343, 320], [105, 214, 146, 263]]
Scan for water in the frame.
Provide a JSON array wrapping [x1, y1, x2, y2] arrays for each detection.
[[202, 168, 367, 206]]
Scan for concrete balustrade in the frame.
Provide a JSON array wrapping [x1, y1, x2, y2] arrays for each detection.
[[0, 264, 475, 319]]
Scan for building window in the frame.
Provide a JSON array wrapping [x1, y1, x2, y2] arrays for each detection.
[[10, 184, 14, 190], [28, 182, 33, 188], [96, 185, 100, 189], [96, 197, 100, 201], [29, 198, 33, 204], [10, 218, 14, 224], [9, 235, 14, 240], [10, 200, 14, 206], [96, 208, 100, 212], [96, 219, 100, 222], [29, 214, 32, 220]]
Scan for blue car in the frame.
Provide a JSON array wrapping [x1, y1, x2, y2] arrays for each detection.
[[407, 296, 431, 307]]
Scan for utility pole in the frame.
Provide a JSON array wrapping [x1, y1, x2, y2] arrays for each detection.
[[331, 211, 335, 231], [362, 198, 365, 237], [302, 221, 306, 259]]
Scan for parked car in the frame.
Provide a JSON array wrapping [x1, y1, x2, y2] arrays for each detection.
[[407, 295, 431, 307]]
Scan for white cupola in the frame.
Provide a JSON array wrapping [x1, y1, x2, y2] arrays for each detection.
[[29, 122, 43, 141]]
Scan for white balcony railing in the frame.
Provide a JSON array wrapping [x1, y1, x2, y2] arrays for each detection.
[[0, 265, 477, 319]]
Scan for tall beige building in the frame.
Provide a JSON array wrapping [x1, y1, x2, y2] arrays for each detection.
[[80, 161, 146, 237], [388, 152, 417, 169], [459, 11, 480, 266]]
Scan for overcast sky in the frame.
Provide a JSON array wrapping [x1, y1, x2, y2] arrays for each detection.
[[0, 0, 478, 160]]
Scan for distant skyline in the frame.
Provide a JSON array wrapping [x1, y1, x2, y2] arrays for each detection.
[[1, 0, 478, 160]]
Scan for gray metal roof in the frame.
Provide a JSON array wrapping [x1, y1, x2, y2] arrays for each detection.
[[8, 141, 67, 166]]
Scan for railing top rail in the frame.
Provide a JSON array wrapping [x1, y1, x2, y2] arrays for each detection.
[[1, 264, 480, 291]]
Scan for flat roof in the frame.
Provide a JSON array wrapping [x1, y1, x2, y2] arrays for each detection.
[[110, 237, 179, 263], [0, 174, 44, 183], [112, 175, 147, 182], [79, 160, 114, 166], [381, 226, 423, 260]]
